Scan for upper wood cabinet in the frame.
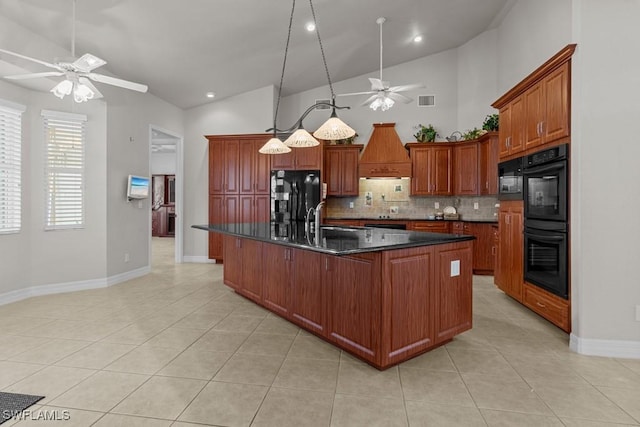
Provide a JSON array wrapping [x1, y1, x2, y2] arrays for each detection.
[[271, 145, 322, 171], [493, 44, 575, 160], [324, 145, 362, 197], [453, 142, 479, 195], [408, 144, 452, 196], [479, 132, 499, 195]]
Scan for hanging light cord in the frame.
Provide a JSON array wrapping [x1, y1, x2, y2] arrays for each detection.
[[272, 0, 296, 135], [309, 0, 334, 101], [379, 18, 383, 82]]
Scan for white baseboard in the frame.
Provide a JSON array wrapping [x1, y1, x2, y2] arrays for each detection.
[[0, 266, 150, 307], [570, 333, 640, 359], [183, 255, 217, 263]]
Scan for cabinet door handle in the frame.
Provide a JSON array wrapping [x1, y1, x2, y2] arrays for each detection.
[[505, 215, 510, 225], [536, 302, 546, 308], [492, 247, 496, 255]]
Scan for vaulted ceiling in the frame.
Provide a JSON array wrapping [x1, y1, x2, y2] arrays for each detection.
[[0, 0, 511, 109]]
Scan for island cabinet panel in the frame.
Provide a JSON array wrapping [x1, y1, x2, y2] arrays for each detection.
[[326, 253, 381, 363], [380, 248, 435, 366], [290, 248, 326, 335], [263, 246, 292, 317], [435, 244, 473, 344], [222, 235, 263, 302]]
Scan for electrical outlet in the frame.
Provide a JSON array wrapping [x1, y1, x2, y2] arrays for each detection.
[[636, 305, 640, 321], [349, 202, 354, 209], [124, 253, 130, 263], [390, 206, 398, 214], [474, 202, 479, 210], [450, 260, 460, 277], [434, 202, 440, 209]]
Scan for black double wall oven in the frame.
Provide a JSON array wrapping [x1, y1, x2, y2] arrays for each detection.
[[523, 144, 569, 299]]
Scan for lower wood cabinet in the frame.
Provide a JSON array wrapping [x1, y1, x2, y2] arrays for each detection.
[[221, 236, 473, 369], [409, 221, 450, 233], [495, 201, 524, 301], [522, 282, 570, 332]]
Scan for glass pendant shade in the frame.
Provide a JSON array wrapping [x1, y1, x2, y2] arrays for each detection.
[[259, 137, 292, 154], [73, 83, 95, 103], [370, 95, 394, 111], [313, 114, 356, 140], [284, 127, 319, 147], [51, 80, 73, 99]]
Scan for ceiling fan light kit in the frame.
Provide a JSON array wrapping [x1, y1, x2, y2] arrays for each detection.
[[0, 0, 148, 103], [337, 16, 424, 110], [260, 0, 355, 154]]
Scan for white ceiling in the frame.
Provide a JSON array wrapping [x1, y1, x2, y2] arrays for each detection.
[[0, 0, 511, 109]]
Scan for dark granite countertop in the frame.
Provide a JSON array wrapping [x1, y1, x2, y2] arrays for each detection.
[[193, 222, 474, 256], [325, 217, 498, 224]]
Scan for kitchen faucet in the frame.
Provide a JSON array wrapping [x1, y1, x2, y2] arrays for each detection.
[[305, 201, 325, 246]]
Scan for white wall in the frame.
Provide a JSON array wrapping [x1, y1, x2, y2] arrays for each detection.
[[280, 49, 460, 144], [151, 153, 177, 175], [570, 0, 640, 353], [497, 0, 573, 93], [182, 85, 275, 260], [457, 29, 499, 131], [103, 87, 184, 276], [0, 80, 108, 295]]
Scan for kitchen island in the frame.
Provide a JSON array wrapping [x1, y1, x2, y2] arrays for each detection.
[[193, 222, 475, 369]]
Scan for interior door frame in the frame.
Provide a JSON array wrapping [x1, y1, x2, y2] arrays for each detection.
[[148, 125, 184, 264]]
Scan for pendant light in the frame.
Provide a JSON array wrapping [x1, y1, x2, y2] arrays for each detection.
[[261, 0, 355, 154]]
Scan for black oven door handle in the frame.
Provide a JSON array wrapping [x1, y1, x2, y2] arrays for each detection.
[[523, 162, 565, 175], [525, 232, 565, 242]]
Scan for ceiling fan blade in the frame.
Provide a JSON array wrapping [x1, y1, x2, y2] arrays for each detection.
[[5, 71, 64, 80], [387, 92, 413, 104], [0, 48, 61, 70], [368, 78, 387, 91], [336, 90, 376, 97], [73, 53, 107, 72], [388, 83, 425, 93], [360, 94, 380, 107], [78, 77, 103, 99], [87, 73, 148, 93]]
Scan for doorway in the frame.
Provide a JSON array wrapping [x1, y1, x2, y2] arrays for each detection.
[[149, 125, 183, 264]]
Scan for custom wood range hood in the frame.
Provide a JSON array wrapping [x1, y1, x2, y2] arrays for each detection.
[[359, 123, 412, 178]]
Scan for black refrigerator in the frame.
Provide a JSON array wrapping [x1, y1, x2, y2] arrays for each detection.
[[270, 170, 321, 223]]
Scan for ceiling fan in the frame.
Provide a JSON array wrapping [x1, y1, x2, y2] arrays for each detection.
[[0, 0, 147, 103], [337, 17, 424, 111]]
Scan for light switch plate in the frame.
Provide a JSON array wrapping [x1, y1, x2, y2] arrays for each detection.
[[474, 202, 479, 210], [450, 260, 460, 277], [435, 202, 440, 209], [349, 202, 354, 209]]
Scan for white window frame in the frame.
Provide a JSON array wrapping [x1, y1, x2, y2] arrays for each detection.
[[42, 109, 87, 230], [0, 99, 25, 235]]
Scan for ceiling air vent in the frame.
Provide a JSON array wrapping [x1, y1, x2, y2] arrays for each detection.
[[315, 99, 331, 109], [417, 95, 435, 107]]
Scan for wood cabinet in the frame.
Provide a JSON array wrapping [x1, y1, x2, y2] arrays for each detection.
[[451, 222, 495, 275], [207, 134, 271, 262], [222, 235, 263, 302], [453, 142, 479, 195], [493, 45, 575, 160], [495, 201, 524, 301], [324, 145, 361, 196], [522, 282, 570, 332], [524, 62, 570, 150], [323, 219, 361, 227], [435, 244, 473, 343], [271, 145, 322, 171], [326, 253, 381, 361], [479, 132, 499, 195], [498, 95, 525, 158], [408, 144, 452, 196], [221, 236, 473, 369], [409, 221, 450, 234]]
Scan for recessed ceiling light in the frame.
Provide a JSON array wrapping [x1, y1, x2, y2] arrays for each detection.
[[306, 22, 316, 32], [413, 35, 423, 43], [206, 92, 215, 98]]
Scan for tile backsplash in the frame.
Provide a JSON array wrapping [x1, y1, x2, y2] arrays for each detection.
[[326, 178, 499, 221]]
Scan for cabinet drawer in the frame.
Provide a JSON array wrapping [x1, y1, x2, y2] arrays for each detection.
[[523, 282, 570, 332], [409, 221, 450, 233]]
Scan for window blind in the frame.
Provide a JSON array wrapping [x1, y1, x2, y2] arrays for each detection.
[[0, 100, 25, 234], [42, 110, 87, 230]]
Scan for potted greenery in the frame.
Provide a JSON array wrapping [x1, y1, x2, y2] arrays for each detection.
[[461, 127, 486, 140], [414, 124, 438, 142], [482, 114, 499, 132]]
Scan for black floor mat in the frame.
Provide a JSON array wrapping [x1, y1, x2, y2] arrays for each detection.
[[0, 392, 45, 425]]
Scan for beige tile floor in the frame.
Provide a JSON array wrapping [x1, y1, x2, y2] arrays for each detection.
[[0, 237, 639, 426]]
